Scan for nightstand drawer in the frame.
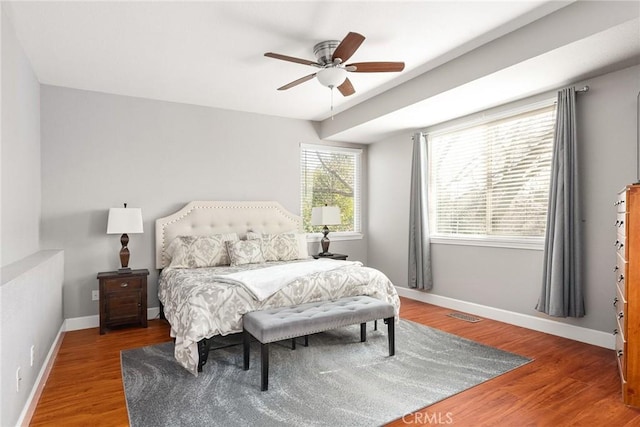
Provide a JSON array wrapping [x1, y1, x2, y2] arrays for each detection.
[[104, 277, 143, 293]]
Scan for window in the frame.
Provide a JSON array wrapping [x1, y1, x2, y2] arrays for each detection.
[[428, 102, 556, 243], [300, 144, 362, 234]]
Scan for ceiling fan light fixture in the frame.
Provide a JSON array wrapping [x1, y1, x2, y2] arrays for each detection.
[[316, 67, 347, 88]]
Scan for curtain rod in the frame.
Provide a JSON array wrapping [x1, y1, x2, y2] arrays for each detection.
[[576, 86, 589, 93]]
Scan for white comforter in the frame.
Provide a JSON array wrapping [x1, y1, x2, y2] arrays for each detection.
[[158, 259, 400, 375], [210, 259, 360, 301]]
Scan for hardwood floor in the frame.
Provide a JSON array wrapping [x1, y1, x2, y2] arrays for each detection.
[[30, 297, 640, 426]]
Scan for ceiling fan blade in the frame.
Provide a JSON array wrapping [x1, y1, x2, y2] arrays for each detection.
[[277, 73, 317, 91], [332, 32, 365, 63], [346, 62, 405, 72], [337, 78, 355, 97], [265, 52, 320, 67]]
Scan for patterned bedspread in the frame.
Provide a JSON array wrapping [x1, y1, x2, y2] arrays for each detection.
[[158, 260, 400, 375]]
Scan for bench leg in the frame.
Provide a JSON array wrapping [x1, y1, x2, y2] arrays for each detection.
[[385, 317, 395, 356], [360, 322, 366, 342], [374, 319, 378, 331], [261, 342, 269, 391], [291, 338, 296, 350], [304, 335, 309, 347], [243, 330, 251, 370]]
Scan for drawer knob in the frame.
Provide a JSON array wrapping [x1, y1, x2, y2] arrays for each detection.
[[618, 275, 625, 283], [614, 297, 619, 307], [618, 350, 624, 358], [120, 282, 129, 288], [618, 312, 624, 320], [614, 265, 619, 272], [614, 328, 618, 335]]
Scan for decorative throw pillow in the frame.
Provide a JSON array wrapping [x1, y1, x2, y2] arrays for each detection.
[[247, 232, 302, 261], [225, 239, 265, 266], [167, 233, 238, 268]]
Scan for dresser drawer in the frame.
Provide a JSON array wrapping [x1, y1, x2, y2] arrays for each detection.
[[617, 190, 627, 213], [616, 235, 627, 259], [616, 212, 628, 236], [616, 328, 627, 380], [616, 252, 628, 298], [615, 282, 627, 337], [103, 276, 143, 294]]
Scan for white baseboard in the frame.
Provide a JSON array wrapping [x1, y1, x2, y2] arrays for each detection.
[[396, 286, 615, 350], [64, 307, 161, 332], [16, 324, 65, 426]]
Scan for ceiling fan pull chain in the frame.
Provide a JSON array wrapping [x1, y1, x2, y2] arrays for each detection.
[[331, 88, 335, 120]]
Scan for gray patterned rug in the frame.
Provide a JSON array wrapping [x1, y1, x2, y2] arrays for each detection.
[[121, 319, 531, 426]]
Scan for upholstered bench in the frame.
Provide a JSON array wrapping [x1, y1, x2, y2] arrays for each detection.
[[243, 295, 395, 391]]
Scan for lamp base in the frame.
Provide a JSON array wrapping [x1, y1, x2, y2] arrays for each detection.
[[117, 267, 132, 274], [316, 252, 334, 257]]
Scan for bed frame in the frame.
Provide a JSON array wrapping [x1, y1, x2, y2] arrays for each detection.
[[155, 201, 303, 371]]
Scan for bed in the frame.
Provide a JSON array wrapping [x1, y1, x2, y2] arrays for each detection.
[[156, 201, 400, 375]]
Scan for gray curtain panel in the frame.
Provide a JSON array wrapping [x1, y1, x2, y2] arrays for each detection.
[[536, 87, 585, 317], [408, 132, 433, 290]]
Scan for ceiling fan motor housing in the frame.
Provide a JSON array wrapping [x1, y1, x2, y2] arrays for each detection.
[[314, 40, 341, 65]]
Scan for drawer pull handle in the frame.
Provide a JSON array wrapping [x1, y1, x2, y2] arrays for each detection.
[[618, 275, 625, 283], [618, 350, 624, 358], [619, 220, 624, 227], [614, 266, 619, 272], [120, 283, 129, 288], [614, 297, 619, 307], [618, 312, 624, 320], [614, 328, 618, 335]]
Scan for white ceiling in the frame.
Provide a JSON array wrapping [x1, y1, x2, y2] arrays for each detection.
[[3, 1, 639, 143]]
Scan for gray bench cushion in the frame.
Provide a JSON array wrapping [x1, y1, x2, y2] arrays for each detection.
[[243, 295, 394, 344]]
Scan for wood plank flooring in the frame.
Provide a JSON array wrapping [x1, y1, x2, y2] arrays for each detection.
[[29, 297, 640, 426]]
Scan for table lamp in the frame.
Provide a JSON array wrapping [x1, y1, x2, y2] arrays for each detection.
[[311, 205, 341, 256], [107, 203, 143, 273]]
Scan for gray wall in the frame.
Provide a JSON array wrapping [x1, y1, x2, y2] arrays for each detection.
[[1, 7, 41, 267], [368, 64, 640, 333], [40, 86, 367, 319]]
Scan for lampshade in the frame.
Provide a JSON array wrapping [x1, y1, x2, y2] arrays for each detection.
[[107, 208, 144, 234], [311, 206, 341, 226], [316, 67, 347, 88]]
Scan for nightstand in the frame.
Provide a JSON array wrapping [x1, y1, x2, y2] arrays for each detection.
[[97, 269, 149, 334], [312, 253, 348, 261]]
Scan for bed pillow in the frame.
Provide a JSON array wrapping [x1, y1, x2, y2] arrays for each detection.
[[225, 239, 265, 266], [247, 231, 308, 261], [166, 233, 238, 268]]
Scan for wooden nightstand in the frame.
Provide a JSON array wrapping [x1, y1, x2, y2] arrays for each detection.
[[312, 253, 348, 261], [97, 269, 149, 334]]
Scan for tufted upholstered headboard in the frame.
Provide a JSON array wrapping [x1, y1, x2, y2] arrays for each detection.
[[155, 201, 303, 269]]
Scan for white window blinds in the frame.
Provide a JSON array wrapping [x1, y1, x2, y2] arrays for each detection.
[[429, 103, 556, 238], [300, 144, 362, 233]]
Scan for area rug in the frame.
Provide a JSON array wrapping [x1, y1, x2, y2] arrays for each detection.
[[121, 319, 531, 426]]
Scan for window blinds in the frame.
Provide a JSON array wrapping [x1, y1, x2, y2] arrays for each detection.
[[429, 104, 556, 238], [300, 144, 362, 233]]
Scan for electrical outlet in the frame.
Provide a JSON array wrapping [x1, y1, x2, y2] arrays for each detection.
[[16, 367, 21, 392], [30, 345, 35, 367], [92, 290, 99, 301]]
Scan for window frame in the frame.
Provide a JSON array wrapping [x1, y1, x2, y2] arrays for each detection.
[[426, 99, 556, 250], [300, 143, 363, 241]]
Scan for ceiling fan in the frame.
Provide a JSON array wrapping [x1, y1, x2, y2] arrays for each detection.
[[265, 32, 405, 97]]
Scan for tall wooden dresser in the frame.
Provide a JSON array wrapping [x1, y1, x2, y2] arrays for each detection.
[[615, 184, 640, 407]]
